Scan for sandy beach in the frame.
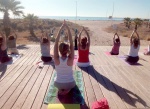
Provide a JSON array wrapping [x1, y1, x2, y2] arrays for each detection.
[[70, 20, 150, 46]]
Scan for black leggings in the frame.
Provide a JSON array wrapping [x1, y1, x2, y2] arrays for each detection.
[[41, 56, 52, 62], [0, 56, 12, 63], [125, 56, 139, 64], [110, 52, 119, 55]]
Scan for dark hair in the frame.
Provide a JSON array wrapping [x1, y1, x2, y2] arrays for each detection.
[[115, 38, 120, 43], [8, 35, 15, 40], [42, 38, 48, 43], [133, 38, 139, 48], [0, 37, 3, 47]]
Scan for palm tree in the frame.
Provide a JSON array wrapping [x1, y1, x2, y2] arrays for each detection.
[[124, 17, 132, 29], [23, 14, 38, 37], [133, 18, 143, 29], [143, 19, 149, 28], [0, 0, 24, 37]]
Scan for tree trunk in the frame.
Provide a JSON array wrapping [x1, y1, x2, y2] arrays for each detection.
[[29, 25, 35, 37], [3, 11, 11, 36]]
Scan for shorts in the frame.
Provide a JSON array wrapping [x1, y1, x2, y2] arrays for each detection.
[[41, 56, 52, 62], [0, 56, 12, 63], [125, 56, 139, 64], [77, 62, 90, 67], [54, 81, 76, 90]]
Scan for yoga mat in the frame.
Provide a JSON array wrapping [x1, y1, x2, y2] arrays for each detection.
[[105, 51, 111, 56], [44, 70, 84, 104], [118, 55, 142, 66], [48, 104, 80, 109]]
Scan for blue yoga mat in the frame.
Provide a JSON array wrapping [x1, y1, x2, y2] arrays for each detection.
[[44, 70, 85, 105]]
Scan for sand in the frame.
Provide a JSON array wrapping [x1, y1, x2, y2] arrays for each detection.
[[70, 20, 150, 46]]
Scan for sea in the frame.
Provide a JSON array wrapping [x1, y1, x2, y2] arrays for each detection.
[[0, 15, 123, 21], [38, 16, 124, 21]]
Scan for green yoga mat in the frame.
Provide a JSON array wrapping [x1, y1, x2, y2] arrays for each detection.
[[44, 70, 84, 105]]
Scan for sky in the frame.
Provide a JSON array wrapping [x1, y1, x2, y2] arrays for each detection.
[[1, 0, 150, 19]]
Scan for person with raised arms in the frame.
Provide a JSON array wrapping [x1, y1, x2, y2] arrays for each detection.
[[40, 31, 52, 63], [0, 32, 12, 63], [54, 20, 75, 95], [77, 27, 90, 67], [125, 29, 140, 64], [7, 30, 19, 54], [110, 32, 121, 55]]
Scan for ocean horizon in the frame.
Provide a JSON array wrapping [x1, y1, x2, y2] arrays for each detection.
[[38, 16, 124, 21], [0, 15, 139, 21]]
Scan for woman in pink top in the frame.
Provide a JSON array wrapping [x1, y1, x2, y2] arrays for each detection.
[[110, 33, 121, 55], [77, 27, 90, 67]]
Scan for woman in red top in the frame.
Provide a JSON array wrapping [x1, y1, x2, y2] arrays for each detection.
[[77, 27, 90, 67]]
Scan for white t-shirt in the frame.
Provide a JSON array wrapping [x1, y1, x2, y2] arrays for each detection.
[[55, 57, 74, 83], [128, 44, 140, 57], [40, 43, 50, 57]]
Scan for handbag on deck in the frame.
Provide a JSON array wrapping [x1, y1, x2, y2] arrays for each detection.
[[92, 98, 109, 109]]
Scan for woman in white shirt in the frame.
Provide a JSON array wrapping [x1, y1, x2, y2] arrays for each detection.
[[125, 29, 140, 64], [7, 30, 19, 54], [54, 20, 75, 95], [40, 31, 52, 63]]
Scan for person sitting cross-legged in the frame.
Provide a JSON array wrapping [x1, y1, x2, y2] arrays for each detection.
[[77, 27, 90, 67], [40, 31, 52, 63], [54, 20, 76, 95], [125, 29, 140, 64], [0, 32, 12, 63], [110, 32, 121, 55], [7, 30, 19, 55]]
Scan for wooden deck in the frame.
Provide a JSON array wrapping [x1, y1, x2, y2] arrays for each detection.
[[0, 45, 150, 109]]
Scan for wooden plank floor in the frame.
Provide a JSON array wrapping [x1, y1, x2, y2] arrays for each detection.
[[0, 45, 150, 109]]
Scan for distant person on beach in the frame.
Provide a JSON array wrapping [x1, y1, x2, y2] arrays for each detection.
[[125, 29, 140, 64], [40, 31, 52, 63], [54, 20, 75, 95], [49, 28, 55, 42], [0, 32, 12, 63], [77, 27, 90, 67], [49, 28, 54, 37], [63, 31, 69, 43], [74, 29, 78, 50], [7, 30, 19, 55], [60, 29, 64, 42], [110, 33, 120, 55], [144, 44, 150, 55]]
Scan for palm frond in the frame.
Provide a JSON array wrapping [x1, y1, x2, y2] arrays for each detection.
[[13, 10, 23, 16], [0, 8, 5, 12]]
